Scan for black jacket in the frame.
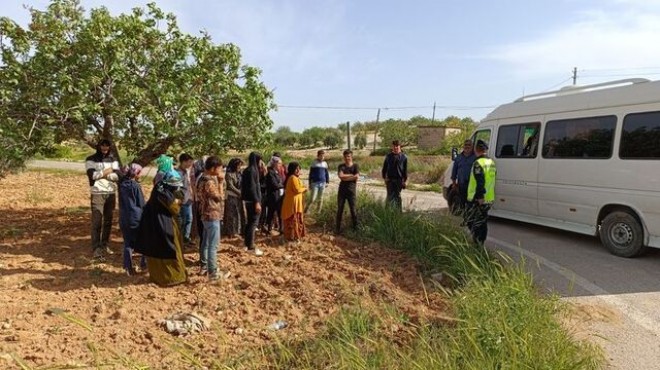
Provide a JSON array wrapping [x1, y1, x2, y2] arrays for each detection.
[[241, 152, 262, 202], [381, 152, 408, 181], [135, 186, 179, 259], [265, 167, 284, 199]]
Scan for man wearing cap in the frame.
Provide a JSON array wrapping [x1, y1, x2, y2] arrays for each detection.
[[466, 140, 497, 244], [85, 139, 121, 259], [450, 139, 476, 212]]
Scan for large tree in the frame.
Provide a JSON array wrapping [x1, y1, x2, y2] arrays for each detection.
[[0, 0, 274, 175]]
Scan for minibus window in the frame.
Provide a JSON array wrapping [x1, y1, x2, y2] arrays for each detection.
[[621, 111, 660, 159], [542, 116, 616, 159], [495, 123, 540, 158]]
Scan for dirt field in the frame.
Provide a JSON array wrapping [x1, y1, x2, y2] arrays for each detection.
[[0, 171, 448, 368]]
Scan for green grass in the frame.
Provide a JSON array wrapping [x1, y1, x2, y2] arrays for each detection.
[[222, 193, 604, 369]]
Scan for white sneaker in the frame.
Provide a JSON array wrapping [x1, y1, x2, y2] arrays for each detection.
[[245, 247, 264, 256]]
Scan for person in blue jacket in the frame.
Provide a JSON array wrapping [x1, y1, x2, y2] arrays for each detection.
[[305, 150, 330, 213], [118, 163, 146, 275], [451, 139, 476, 212]]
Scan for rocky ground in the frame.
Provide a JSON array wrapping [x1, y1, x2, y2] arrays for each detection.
[[0, 170, 449, 369]]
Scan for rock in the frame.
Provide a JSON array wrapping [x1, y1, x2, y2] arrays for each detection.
[[144, 331, 154, 341], [4, 335, 18, 342], [93, 303, 106, 314], [1, 322, 11, 330], [234, 328, 244, 335], [271, 277, 285, 286], [147, 292, 157, 299]]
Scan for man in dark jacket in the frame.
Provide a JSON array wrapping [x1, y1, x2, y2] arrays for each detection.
[[451, 139, 476, 212], [85, 139, 121, 260], [381, 140, 408, 211], [241, 152, 264, 256]]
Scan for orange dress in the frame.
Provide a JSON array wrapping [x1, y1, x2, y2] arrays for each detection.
[[281, 175, 306, 240]]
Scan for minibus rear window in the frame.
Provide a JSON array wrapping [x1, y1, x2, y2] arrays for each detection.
[[621, 111, 660, 159]]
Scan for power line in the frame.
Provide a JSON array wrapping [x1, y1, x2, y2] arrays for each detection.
[[539, 76, 573, 93]]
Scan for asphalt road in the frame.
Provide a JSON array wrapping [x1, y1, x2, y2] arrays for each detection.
[[487, 218, 660, 369], [26, 160, 660, 368]]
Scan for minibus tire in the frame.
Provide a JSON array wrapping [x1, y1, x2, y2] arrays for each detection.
[[600, 211, 645, 257]]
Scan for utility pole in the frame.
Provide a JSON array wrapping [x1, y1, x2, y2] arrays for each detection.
[[346, 121, 351, 150], [572, 67, 578, 85], [373, 108, 380, 152], [431, 101, 436, 123]]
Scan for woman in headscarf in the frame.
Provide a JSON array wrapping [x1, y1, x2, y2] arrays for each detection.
[[118, 163, 147, 275], [264, 156, 284, 234], [152, 154, 174, 185], [281, 162, 307, 243], [241, 152, 264, 256], [136, 169, 188, 286], [224, 158, 245, 239]]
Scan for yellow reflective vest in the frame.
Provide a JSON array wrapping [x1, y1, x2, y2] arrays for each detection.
[[467, 157, 496, 203]]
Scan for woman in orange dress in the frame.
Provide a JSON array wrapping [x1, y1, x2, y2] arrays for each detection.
[[281, 162, 307, 242]]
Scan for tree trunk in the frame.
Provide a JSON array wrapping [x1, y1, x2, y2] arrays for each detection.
[[133, 137, 175, 167]]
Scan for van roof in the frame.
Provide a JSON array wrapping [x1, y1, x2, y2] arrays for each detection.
[[484, 78, 660, 121]]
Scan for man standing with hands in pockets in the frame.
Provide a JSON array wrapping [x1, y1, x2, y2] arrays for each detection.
[[381, 140, 408, 211], [336, 149, 360, 233]]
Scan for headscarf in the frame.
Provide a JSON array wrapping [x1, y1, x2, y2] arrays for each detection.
[[121, 163, 143, 179], [155, 169, 185, 200], [162, 169, 183, 188], [156, 154, 174, 173], [268, 156, 281, 168]]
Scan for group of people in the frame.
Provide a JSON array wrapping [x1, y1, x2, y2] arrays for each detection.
[[83, 135, 494, 286], [450, 139, 497, 244], [84, 139, 365, 286]]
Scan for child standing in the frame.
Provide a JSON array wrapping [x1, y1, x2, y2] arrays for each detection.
[[196, 156, 229, 280]]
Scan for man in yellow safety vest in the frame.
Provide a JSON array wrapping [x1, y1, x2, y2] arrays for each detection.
[[466, 140, 496, 244]]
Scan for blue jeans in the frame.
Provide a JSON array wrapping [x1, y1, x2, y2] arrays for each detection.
[[179, 203, 193, 241], [305, 182, 326, 212], [201, 220, 221, 274]]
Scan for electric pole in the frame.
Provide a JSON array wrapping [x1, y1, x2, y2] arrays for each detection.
[[431, 101, 436, 123], [373, 108, 380, 152], [572, 67, 578, 85], [346, 121, 351, 150]]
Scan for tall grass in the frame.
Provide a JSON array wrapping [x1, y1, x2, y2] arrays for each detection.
[[231, 192, 604, 369]]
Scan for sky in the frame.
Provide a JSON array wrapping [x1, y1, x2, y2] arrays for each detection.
[[5, 0, 660, 131]]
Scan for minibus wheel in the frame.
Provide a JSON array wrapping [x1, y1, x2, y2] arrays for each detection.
[[600, 211, 645, 257]]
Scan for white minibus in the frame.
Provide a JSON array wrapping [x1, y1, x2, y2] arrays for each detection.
[[442, 78, 660, 257]]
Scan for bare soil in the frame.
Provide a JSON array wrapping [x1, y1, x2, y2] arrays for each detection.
[[0, 171, 448, 369]]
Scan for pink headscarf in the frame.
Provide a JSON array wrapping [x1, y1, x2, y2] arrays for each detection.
[[122, 163, 143, 179]]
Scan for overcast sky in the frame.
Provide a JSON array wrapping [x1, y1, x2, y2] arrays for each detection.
[[5, 0, 660, 131]]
